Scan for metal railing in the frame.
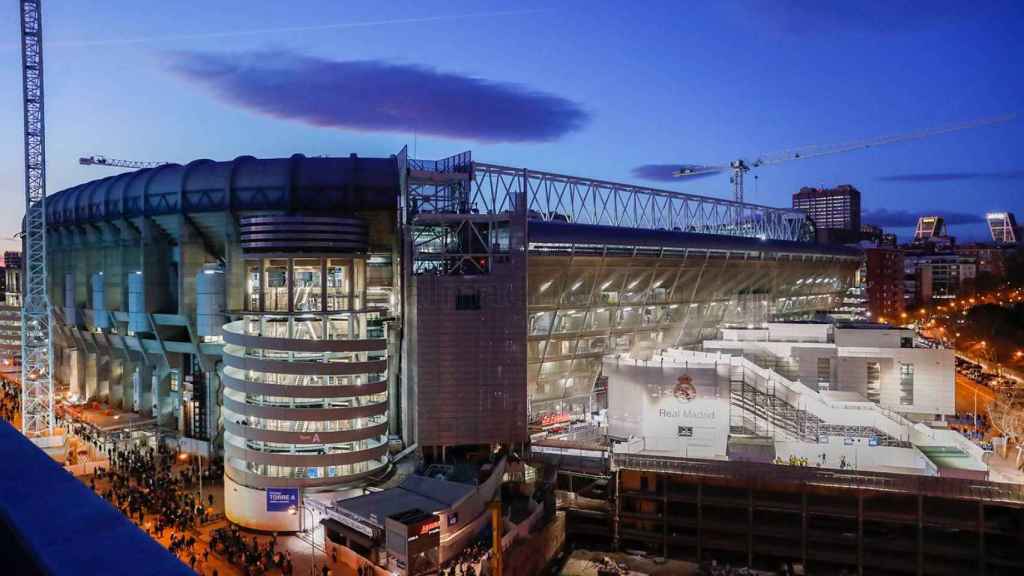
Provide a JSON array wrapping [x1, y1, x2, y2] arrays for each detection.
[[611, 453, 1024, 505]]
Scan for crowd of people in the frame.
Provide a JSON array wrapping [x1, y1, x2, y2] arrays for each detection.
[[0, 377, 19, 423], [97, 441, 215, 539], [774, 452, 853, 470], [210, 525, 299, 575], [442, 535, 492, 576]]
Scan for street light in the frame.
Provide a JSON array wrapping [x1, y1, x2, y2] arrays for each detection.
[[178, 452, 204, 509], [289, 503, 317, 575]]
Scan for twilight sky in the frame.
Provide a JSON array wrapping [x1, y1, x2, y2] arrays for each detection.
[[1, 0, 1022, 253]]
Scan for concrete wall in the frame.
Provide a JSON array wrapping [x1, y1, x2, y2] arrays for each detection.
[[224, 474, 301, 532], [767, 323, 830, 342], [835, 327, 912, 348]]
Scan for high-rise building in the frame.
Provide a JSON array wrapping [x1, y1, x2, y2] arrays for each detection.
[[912, 216, 949, 243], [793, 185, 861, 232], [986, 212, 1019, 245], [865, 248, 905, 321], [0, 251, 21, 366], [905, 254, 976, 305], [2, 251, 21, 307]]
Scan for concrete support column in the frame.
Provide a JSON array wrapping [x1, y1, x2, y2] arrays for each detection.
[[223, 214, 245, 312], [94, 341, 111, 401], [978, 502, 986, 576], [207, 362, 222, 451], [140, 219, 170, 316], [179, 216, 217, 317], [612, 470, 621, 552], [387, 322, 401, 437], [152, 366, 173, 425], [801, 492, 808, 570], [916, 495, 924, 576], [857, 493, 864, 576], [132, 362, 153, 414], [747, 488, 754, 568], [68, 347, 85, 400], [85, 352, 98, 400], [697, 482, 704, 563], [110, 357, 126, 409]]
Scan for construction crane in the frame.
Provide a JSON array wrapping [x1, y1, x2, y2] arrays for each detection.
[[674, 114, 1017, 203], [19, 0, 54, 437], [79, 155, 169, 169]]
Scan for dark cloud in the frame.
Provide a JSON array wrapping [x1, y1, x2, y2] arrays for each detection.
[[165, 50, 589, 143], [862, 209, 986, 228], [877, 170, 1024, 182], [631, 164, 722, 182]]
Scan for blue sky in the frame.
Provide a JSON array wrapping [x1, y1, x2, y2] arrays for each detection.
[[1, 1, 1021, 253]]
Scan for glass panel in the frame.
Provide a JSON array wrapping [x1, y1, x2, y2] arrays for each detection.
[[866, 361, 881, 403], [327, 259, 349, 311], [816, 357, 831, 391], [292, 258, 322, 312], [899, 363, 914, 406], [263, 258, 289, 312], [246, 261, 261, 311], [353, 259, 366, 311]]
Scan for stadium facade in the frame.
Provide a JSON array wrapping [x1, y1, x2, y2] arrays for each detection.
[[42, 150, 860, 529]]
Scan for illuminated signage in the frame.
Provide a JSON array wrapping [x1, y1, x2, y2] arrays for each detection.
[[266, 488, 298, 512], [412, 518, 440, 539]]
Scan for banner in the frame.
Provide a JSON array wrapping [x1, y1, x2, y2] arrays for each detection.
[[266, 488, 299, 512]]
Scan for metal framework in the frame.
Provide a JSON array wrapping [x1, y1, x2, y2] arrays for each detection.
[[470, 163, 810, 242], [79, 155, 169, 169], [20, 0, 54, 436]]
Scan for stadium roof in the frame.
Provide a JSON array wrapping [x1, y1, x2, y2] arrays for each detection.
[[45, 154, 398, 227]]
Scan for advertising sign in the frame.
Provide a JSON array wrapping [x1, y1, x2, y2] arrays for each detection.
[[606, 359, 729, 458], [266, 488, 299, 512]]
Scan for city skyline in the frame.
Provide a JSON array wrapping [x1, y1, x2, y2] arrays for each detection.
[[0, 1, 1022, 252]]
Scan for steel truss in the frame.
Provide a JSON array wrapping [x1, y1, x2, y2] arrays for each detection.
[[470, 163, 812, 242], [20, 0, 54, 436]]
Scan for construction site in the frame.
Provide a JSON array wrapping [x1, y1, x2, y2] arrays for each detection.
[[3, 1, 1024, 576]]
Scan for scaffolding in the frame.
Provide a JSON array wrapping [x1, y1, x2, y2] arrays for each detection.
[[19, 0, 54, 436]]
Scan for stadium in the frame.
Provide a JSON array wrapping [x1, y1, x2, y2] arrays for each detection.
[[42, 149, 860, 529]]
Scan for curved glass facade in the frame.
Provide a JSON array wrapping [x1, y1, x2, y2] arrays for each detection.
[[223, 254, 392, 489]]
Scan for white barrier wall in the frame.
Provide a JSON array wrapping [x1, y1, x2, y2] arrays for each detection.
[[224, 475, 301, 532], [605, 358, 729, 459]]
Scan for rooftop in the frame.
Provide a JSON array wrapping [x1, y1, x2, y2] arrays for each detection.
[[0, 421, 191, 576]]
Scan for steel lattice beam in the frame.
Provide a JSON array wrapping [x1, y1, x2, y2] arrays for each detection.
[[20, 0, 54, 437], [470, 163, 811, 242]]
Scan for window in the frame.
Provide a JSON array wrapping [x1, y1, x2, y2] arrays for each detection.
[[866, 362, 881, 403], [245, 262, 261, 311], [455, 291, 481, 310], [326, 259, 349, 311], [899, 363, 914, 406], [292, 258, 322, 312], [816, 357, 831, 391], [263, 259, 289, 312]]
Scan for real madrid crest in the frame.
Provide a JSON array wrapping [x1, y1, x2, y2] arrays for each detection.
[[673, 373, 696, 403]]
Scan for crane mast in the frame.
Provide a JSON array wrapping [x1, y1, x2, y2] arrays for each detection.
[[19, 0, 54, 436]]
